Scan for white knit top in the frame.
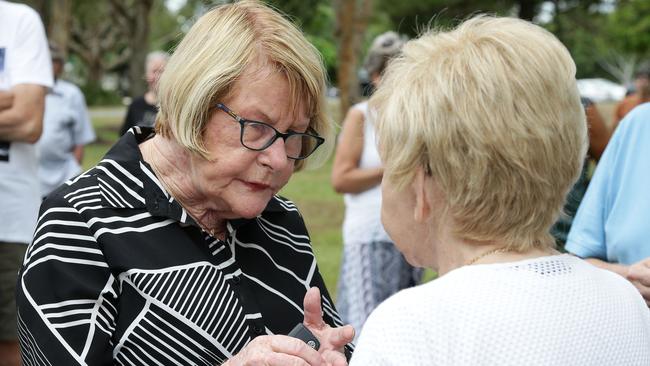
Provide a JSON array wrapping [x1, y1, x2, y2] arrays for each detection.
[[350, 254, 650, 365]]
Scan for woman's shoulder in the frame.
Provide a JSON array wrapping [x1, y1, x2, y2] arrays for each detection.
[[366, 278, 456, 322], [44, 167, 99, 205], [264, 195, 304, 220], [42, 154, 145, 216]]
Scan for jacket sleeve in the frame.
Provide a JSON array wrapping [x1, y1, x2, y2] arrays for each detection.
[[16, 193, 118, 365]]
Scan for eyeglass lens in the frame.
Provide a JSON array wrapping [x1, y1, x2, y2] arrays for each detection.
[[241, 121, 318, 159]]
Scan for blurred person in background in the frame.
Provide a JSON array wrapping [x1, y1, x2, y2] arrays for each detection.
[[119, 51, 169, 135], [566, 103, 650, 307], [612, 68, 650, 131], [17, 2, 353, 364], [37, 42, 95, 198], [332, 31, 422, 343], [0, 1, 52, 365], [350, 16, 650, 365], [550, 96, 610, 246]]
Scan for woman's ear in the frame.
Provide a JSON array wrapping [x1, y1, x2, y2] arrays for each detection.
[[412, 167, 432, 223]]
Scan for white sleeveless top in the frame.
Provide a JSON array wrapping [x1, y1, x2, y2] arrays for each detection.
[[342, 101, 391, 245]]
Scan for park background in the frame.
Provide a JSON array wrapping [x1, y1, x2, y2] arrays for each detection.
[[15, 0, 650, 295]]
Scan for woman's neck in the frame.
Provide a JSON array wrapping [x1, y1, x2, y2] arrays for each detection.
[[139, 136, 227, 239], [435, 231, 554, 275]]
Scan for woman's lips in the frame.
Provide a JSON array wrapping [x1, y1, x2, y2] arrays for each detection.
[[243, 181, 271, 191]]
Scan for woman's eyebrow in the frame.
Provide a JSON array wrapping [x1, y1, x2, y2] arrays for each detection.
[[247, 108, 309, 130], [244, 108, 274, 123]]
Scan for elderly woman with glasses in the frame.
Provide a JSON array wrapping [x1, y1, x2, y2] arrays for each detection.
[[17, 2, 353, 365], [349, 16, 650, 365]]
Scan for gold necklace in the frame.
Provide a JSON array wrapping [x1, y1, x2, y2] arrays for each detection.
[[200, 225, 216, 237], [465, 247, 514, 266]]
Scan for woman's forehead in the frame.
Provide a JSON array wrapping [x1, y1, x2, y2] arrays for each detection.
[[227, 67, 310, 122]]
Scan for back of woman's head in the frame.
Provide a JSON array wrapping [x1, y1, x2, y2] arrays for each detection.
[[372, 16, 587, 250], [156, 0, 329, 170]]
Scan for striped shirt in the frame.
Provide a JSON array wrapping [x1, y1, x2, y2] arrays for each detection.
[[17, 127, 348, 365]]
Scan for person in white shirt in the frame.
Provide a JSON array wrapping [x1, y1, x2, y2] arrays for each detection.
[[37, 43, 95, 197], [0, 1, 52, 365], [350, 16, 650, 366]]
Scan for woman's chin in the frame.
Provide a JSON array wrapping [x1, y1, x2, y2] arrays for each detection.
[[231, 199, 272, 219]]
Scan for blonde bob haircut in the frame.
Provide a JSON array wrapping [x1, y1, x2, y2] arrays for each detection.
[[372, 16, 588, 250], [155, 0, 330, 170]]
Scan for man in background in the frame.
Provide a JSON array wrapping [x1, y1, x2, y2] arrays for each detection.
[[612, 68, 650, 131], [0, 1, 53, 365], [119, 51, 168, 135], [37, 43, 95, 197]]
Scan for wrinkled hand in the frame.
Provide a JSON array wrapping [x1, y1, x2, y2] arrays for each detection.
[[303, 287, 355, 366], [0, 90, 14, 111], [224, 334, 328, 366], [627, 258, 650, 306]]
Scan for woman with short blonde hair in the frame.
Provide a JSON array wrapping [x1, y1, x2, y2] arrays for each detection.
[[350, 16, 650, 365]]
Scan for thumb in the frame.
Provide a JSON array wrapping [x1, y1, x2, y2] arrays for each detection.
[[303, 287, 325, 329], [330, 324, 355, 348]]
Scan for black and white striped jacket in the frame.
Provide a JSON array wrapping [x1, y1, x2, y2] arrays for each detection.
[[17, 128, 347, 365]]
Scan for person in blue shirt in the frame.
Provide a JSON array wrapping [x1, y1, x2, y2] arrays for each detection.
[[566, 102, 650, 305], [36, 42, 95, 197]]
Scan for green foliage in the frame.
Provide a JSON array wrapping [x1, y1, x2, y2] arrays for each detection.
[[544, 7, 609, 79], [266, 0, 323, 28], [149, 0, 185, 52], [603, 0, 650, 59], [81, 82, 122, 106], [375, 0, 515, 37], [265, 1, 340, 82], [303, 3, 338, 81]]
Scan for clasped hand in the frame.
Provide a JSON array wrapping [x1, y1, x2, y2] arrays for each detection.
[[627, 258, 650, 306], [0, 90, 14, 111], [224, 287, 355, 365]]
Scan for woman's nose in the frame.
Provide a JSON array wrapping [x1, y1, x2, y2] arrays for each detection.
[[259, 137, 289, 170]]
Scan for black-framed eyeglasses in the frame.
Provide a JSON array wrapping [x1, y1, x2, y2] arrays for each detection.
[[216, 103, 325, 160]]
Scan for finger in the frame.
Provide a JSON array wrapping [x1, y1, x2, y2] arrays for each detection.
[[0, 92, 13, 110], [627, 267, 650, 286], [266, 353, 313, 366], [270, 335, 324, 366], [303, 287, 326, 329], [327, 325, 355, 349], [322, 350, 348, 366], [641, 257, 650, 267]]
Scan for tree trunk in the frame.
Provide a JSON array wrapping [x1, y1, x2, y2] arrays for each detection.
[[86, 56, 104, 87], [127, 0, 153, 98], [517, 0, 537, 21], [334, 0, 373, 118], [48, 0, 72, 57]]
